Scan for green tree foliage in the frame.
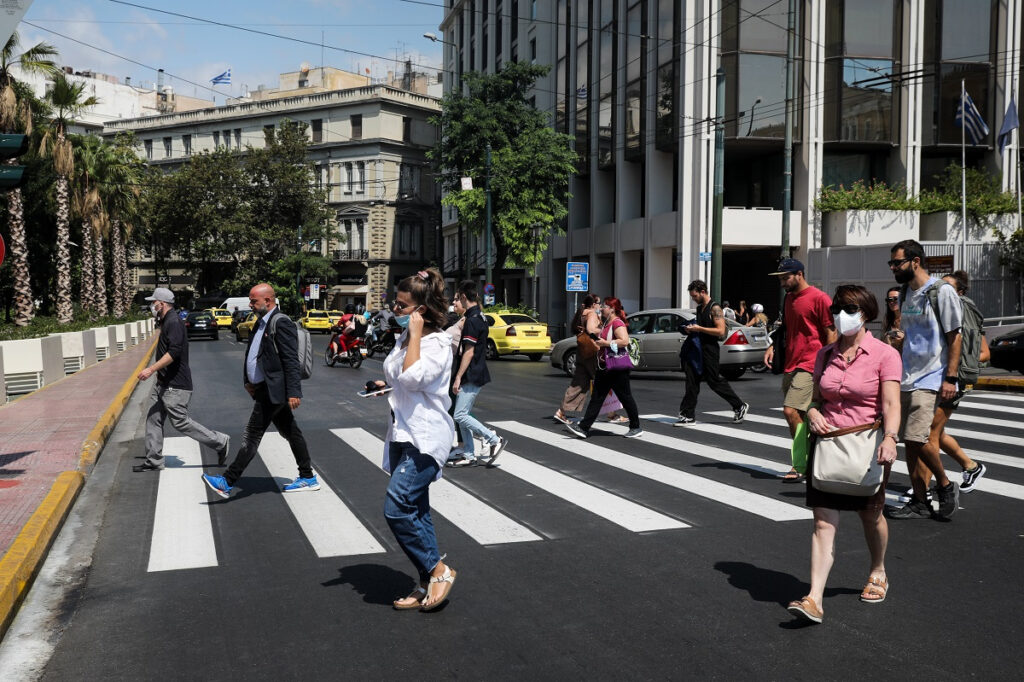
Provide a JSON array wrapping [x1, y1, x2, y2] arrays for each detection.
[[430, 62, 576, 275]]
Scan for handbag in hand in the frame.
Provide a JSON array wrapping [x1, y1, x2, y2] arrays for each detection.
[[576, 331, 600, 360], [810, 420, 884, 496]]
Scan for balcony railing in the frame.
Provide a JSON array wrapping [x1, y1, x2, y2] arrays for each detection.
[[333, 249, 369, 261]]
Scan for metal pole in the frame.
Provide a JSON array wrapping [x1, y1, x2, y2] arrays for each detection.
[[485, 142, 493, 289], [781, 0, 795, 263], [711, 68, 725, 303], [961, 78, 967, 269], [296, 223, 303, 310]]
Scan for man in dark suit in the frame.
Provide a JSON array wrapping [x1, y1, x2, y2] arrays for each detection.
[[202, 283, 317, 498]]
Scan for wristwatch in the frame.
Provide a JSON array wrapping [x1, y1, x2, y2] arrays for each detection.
[[943, 375, 958, 384]]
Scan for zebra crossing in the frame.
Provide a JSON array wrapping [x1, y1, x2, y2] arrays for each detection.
[[141, 392, 1023, 573]]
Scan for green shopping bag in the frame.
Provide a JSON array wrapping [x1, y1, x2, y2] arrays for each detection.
[[791, 419, 810, 474]]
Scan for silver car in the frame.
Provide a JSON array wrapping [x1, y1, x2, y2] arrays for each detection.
[[550, 308, 770, 380]]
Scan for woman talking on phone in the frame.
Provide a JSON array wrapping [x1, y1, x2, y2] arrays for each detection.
[[377, 268, 458, 611]]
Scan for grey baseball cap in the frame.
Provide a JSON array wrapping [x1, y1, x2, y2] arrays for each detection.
[[144, 287, 174, 303]]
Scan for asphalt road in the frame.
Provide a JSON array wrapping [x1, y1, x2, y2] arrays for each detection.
[[16, 331, 1024, 679]]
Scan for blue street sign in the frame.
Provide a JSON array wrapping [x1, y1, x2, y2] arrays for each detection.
[[484, 283, 495, 294], [699, 251, 712, 262], [566, 262, 589, 292]]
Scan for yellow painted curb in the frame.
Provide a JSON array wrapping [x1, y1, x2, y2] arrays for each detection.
[[78, 335, 159, 472], [976, 376, 1024, 391], [0, 471, 85, 639]]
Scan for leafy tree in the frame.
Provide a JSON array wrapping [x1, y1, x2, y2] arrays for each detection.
[[430, 62, 576, 280], [0, 32, 58, 325]]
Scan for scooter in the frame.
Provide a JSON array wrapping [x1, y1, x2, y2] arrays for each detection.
[[364, 319, 400, 358], [325, 324, 366, 369]]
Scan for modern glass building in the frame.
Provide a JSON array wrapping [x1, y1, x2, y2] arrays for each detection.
[[439, 0, 1021, 328]]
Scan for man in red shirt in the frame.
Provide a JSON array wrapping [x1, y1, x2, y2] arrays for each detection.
[[765, 259, 837, 482]]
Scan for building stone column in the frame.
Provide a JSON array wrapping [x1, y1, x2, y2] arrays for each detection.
[[367, 203, 394, 305]]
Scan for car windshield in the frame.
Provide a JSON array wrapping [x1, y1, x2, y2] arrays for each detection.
[[189, 313, 213, 321], [213, 310, 229, 316], [499, 314, 538, 325], [308, 312, 328, 318]]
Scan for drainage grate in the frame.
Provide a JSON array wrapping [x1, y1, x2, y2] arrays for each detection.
[[5, 371, 43, 396]]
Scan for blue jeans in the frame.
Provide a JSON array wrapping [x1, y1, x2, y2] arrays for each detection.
[[385, 441, 441, 580], [453, 383, 498, 456]]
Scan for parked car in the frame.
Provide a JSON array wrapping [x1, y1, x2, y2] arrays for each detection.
[[482, 311, 552, 361], [206, 308, 233, 328], [184, 312, 219, 340], [549, 307, 770, 379], [235, 313, 257, 342], [300, 310, 333, 334], [989, 328, 1024, 374]]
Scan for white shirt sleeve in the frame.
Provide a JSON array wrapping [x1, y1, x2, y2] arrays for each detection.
[[936, 284, 963, 335], [394, 333, 450, 392]]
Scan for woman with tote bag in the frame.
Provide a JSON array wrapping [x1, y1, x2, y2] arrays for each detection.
[[786, 285, 901, 625]]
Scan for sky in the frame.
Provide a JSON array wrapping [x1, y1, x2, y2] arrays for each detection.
[[18, 0, 445, 104]]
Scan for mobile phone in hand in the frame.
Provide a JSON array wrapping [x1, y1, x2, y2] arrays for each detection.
[[358, 380, 392, 397]]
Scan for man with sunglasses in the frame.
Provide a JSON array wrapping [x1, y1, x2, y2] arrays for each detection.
[[885, 239, 963, 520], [766, 258, 837, 482]]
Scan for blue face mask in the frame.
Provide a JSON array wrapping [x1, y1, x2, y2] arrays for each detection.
[[395, 314, 411, 328]]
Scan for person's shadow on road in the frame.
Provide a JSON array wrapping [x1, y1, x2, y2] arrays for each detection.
[[323, 563, 415, 605]]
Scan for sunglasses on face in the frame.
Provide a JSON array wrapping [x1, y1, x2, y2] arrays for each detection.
[[887, 257, 912, 268], [885, 296, 899, 303], [829, 303, 861, 315]]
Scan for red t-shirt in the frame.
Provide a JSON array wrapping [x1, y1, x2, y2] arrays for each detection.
[[783, 285, 833, 373]]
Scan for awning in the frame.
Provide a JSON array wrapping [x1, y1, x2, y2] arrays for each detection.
[[329, 284, 369, 294]]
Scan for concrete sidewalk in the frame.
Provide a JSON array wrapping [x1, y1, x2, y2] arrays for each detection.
[[0, 337, 156, 638]]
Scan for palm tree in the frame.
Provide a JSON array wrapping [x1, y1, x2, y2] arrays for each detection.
[[0, 32, 58, 325], [102, 134, 143, 316], [71, 134, 105, 316], [40, 73, 98, 323]]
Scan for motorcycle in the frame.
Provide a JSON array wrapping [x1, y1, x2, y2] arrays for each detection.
[[324, 324, 366, 369], [363, 318, 400, 358]]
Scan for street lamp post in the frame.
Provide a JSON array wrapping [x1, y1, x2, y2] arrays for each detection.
[[485, 143, 493, 290]]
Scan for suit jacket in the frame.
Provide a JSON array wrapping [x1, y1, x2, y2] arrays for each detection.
[[243, 308, 303, 404]]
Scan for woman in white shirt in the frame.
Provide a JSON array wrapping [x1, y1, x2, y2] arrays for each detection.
[[379, 268, 458, 611]]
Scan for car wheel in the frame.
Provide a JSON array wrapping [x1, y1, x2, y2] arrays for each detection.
[[528, 353, 543, 362], [486, 340, 499, 361], [325, 346, 337, 367], [563, 349, 577, 378], [720, 366, 745, 381]]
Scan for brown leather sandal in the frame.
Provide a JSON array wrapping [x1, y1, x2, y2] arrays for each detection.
[[393, 584, 427, 610], [860, 576, 889, 604], [786, 596, 823, 623]]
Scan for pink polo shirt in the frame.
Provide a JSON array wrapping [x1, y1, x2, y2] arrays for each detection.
[[812, 331, 902, 430]]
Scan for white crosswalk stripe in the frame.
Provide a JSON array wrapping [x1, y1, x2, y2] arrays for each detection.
[[956, 400, 1022, 415], [148, 438, 218, 572], [694, 412, 1024, 500], [962, 392, 1024, 404], [331, 428, 543, 544], [259, 433, 386, 558], [491, 421, 812, 522]]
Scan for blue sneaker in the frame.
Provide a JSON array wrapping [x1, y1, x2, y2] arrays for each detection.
[[202, 473, 232, 499], [283, 475, 321, 492]]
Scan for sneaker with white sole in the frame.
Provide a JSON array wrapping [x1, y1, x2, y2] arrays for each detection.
[[283, 476, 321, 492], [623, 428, 643, 438], [960, 462, 986, 493], [733, 403, 749, 423], [202, 473, 232, 499], [486, 437, 507, 465], [673, 416, 695, 427], [565, 422, 588, 439]]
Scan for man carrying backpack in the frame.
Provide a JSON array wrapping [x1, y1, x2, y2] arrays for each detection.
[[885, 240, 963, 520], [203, 283, 318, 498]]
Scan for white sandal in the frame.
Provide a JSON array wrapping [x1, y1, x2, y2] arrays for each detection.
[[420, 566, 457, 611]]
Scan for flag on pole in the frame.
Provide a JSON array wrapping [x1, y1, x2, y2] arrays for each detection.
[[210, 68, 231, 85], [955, 90, 989, 145], [998, 98, 1019, 154]]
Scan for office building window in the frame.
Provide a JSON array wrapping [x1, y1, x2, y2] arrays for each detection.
[[222, 130, 231, 149], [530, 37, 537, 62], [182, 134, 192, 156], [483, 2, 489, 72], [350, 114, 362, 139], [312, 119, 323, 143], [511, 0, 519, 43], [496, 0, 503, 70], [574, 0, 590, 174], [403, 116, 412, 142], [655, 0, 676, 151], [162, 137, 172, 158], [625, 0, 645, 162]]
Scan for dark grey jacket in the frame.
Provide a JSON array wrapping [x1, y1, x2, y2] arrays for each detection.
[[243, 308, 303, 404]]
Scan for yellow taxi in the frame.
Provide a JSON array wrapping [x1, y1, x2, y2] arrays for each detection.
[[327, 310, 345, 326], [206, 308, 233, 328], [299, 310, 333, 334], [483, 311, 551, 361], [235, 312, 258, 342]]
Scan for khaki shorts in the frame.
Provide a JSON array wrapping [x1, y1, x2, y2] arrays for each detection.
[[900, 390, 938, 444], [782, 370, 814, 412]]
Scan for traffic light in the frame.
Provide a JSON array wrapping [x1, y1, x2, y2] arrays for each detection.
[[0, 134, 29, 191]]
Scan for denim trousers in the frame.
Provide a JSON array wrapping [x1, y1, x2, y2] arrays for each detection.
[[385, 441, 441, 580], [453, 383, 498, 456], [145, 384, 226, 465]]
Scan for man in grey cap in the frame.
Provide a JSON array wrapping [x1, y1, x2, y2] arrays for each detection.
[[134, 287, 230, 472]]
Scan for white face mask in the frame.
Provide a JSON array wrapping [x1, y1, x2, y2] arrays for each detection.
[[150, 303, 161, 318], [834, 310, 864, 337]]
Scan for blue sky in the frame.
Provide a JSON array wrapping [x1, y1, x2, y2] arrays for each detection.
[[19, 0, 445, 103]]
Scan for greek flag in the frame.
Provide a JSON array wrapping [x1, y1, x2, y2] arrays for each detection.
[[998, 98, 1019, 154], [955, 90, 989, 145], [210, 68, 231, 85]]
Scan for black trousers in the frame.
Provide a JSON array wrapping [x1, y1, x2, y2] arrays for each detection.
[[225, 382, 313, 485], [678, 352, 743, 419], [579, 369, 640, 430]]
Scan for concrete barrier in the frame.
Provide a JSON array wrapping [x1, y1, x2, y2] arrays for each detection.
[[0, 346, 5, 404], [48, 330, 98, 375], [92, 326, 118, 362], [0, 336, 65, 398]]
